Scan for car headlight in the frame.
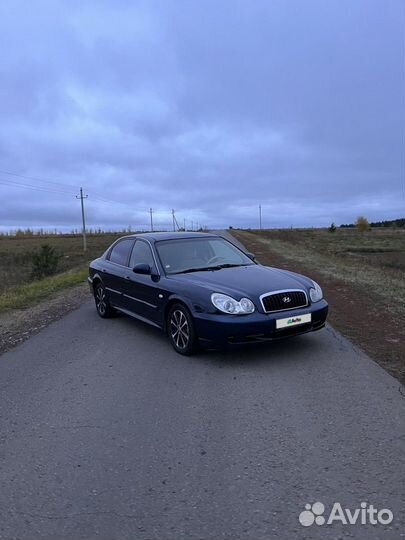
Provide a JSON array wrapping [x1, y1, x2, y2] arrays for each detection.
[[309, 280, 323, 303], [211, 293, 255, 314]]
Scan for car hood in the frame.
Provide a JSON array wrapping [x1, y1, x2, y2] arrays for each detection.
[[168, 264, 312, 299]]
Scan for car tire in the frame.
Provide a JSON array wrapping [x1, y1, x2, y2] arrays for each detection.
[[94, 283, 116, 318], [167, 303, 197, 355]]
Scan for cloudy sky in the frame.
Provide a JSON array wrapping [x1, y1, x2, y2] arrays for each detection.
[[0, 0, 403, 231]]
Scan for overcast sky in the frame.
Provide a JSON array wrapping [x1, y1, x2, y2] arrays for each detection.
[[0, 0, 403, 231]]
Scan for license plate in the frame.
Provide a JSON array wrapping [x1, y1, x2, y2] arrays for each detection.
[[276, 313, 311, 329]]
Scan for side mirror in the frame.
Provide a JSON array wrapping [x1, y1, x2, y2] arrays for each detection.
[[133, 263, 151, 275], [245, 252, 256, 261]]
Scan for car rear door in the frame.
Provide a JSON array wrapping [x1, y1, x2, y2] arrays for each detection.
[[121, 239, 161, 323], [102, 238, 135, 308]]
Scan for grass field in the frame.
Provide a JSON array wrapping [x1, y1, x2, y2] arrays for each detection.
[[0, 233, 123, 312], [0, 233, 124, 291], [233, 227, 405, 317]]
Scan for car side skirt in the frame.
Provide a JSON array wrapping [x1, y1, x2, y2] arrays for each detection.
[[112, 305, 163, 330]]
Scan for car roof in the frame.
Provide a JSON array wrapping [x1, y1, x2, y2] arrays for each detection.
[[122, 231, 218, 242]]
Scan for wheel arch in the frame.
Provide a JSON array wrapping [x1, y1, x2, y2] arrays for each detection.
[[163, 296, 194, 334], [91, 273, 103, 292]]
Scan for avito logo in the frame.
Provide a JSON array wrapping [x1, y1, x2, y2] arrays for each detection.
[[299, 501, 393, 527]]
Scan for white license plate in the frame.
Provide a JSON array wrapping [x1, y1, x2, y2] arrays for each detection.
[[276, 313, 311, 329]]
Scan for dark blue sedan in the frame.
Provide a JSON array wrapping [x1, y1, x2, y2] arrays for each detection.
[[88, 232, 328, 354]]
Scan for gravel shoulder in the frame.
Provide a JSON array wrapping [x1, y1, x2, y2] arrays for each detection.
[[0, 283, 90, 355]]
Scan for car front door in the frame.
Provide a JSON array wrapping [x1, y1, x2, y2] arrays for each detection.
[[122, 239, 161, 323]]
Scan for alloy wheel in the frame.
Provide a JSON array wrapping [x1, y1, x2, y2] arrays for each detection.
[[170, 309, 190, 350], [96, 286, 107, 316]]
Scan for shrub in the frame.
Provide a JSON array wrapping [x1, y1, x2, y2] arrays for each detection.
[[356, 216, 370, 232], [31, 244, 62, 279], [329, 222, 337, 233]]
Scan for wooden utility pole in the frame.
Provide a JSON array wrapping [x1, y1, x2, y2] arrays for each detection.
[[76, 187, 88, 251], [149, 208, 154, 231]]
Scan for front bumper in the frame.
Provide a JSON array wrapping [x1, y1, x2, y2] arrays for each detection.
[[193, 300, 328, 348]]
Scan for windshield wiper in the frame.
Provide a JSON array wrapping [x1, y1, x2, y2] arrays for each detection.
[[214, 263, 251, 269], [171, 266, 220, 274], [171, 263, 251, 275]]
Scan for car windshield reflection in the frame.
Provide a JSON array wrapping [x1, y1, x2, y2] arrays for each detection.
[[156, 237, 255, 275]]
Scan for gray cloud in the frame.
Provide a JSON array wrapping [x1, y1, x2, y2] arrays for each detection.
[[0, 0, 403, 232]]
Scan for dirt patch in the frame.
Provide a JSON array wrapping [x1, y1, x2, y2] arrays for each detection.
[[0, 283, 91, 356], [232, 230, 405, 385]]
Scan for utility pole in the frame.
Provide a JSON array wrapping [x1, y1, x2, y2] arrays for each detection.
[[76, 187, 88, 251], [172, 209, 176, 232], [149, 208, 154, 231], [183, 218, 186, 231], [173, 211, 180, 232], [191, 220, 194, 231], [259, 204, 262, 230]]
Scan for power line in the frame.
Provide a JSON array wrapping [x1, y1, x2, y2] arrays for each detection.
[[0, 178, 75, 196], [0, 177, 152, 216], [0, 169, 79, 191], [0, 172, 202, 232], [0, 170, 191, 219], [89, 194, 148, 212], [0, 169, 149, 211]]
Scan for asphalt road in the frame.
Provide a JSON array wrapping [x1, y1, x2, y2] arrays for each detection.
[[0, 302, 404, 538]]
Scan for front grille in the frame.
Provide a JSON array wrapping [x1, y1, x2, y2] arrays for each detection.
[[261, 290, 308, 313]]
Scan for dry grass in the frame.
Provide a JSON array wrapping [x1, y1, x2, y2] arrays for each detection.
[[0, 233, 122, 293], [0, 233, 124, 312], [234, 228, 405, 317]]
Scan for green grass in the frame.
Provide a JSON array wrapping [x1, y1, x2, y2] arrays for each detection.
[[0, 266, 88, 312]]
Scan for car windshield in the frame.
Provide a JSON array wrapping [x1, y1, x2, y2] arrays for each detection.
[[156, 237, 255, 275]]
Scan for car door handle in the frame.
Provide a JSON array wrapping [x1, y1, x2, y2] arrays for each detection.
[[125, 275, 131, 280]]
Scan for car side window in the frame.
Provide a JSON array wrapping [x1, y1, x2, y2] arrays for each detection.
[[129, 240, 155, 269], [108, 239, 134, 266]]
